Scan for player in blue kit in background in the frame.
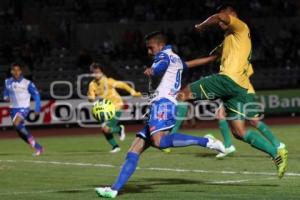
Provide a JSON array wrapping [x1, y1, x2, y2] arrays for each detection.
[[95, 31, 225, 198], [3, 63, 44, 156]]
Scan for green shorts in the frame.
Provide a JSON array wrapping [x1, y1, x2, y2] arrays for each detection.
[[224, 93, 263, 120], [101, 111, 122, 128], [244, 93, 262, 119], [189, 74, 248, 120]]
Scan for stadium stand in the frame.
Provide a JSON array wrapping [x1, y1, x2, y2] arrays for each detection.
[[0, 0, 299, 99]]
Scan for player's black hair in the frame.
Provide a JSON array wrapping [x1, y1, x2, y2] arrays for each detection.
[[10, 62, 22, 70], [216, 3, 237, 14], [90, 62, 103, 72], [144, 31, 167, 44]]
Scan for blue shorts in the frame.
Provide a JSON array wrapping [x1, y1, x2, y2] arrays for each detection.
[[137, 98, 176, 140], [10, 108, 30, 121]]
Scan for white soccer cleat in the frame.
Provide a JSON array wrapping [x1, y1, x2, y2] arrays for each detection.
[[119, 125, 126, 141], [204, 134, 216, 140], [206, 138, 225, 153], [95, 187, 118, 198], [110, 147, 121, 153], [216, 145, 236, 158]]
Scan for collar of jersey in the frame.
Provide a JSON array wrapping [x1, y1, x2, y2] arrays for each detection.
[[12, 76, 24, 83], [94, 75, 105, 82], [161, 45, 172, 51], [154, 45, 172, 58]]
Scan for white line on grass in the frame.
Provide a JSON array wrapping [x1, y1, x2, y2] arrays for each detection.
[[209, 179, 251, 184], [0, 177, 277, 196], [209, 177, 276, 184], [0, 188, 92, 196], [1, 159, 300, 177], [25, 160, 115, 168]]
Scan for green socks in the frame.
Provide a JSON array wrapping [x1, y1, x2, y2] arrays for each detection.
[[108, 138, 118, 148], [109, 126, 121, 133], [104, 133, 119, 148], [243, 130, 277, 158], [218, 119, 233, 148], [257, 121, 280, 148], [171, 102, 188, 133]]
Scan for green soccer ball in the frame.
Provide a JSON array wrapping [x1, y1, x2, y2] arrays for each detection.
[[92, 99, 116, 122]]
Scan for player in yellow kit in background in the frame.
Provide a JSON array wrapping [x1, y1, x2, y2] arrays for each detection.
[[178, 4, 288, 178], [88, 63, 142, 153]]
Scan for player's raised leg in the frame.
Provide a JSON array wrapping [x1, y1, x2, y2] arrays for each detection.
[[229, 119, 287, 178], [95, 137, 149, 198], [245, 91, 286, 149], [214, 89, 286, 158], [249, 118, 285, 149], [149, 98, 224, 153], [152, 131, 225, 153], [165, 101, 188, 153]]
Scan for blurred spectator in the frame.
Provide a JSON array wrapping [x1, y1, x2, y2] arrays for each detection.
[[0, 0, 299, 97]]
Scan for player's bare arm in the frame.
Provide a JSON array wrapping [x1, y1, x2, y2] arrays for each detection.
[[195, 13, 230, 32], [185, 43, 222, 69], [112, 79, 142, 97], [185, 55, 217, 68], [209, 44, 223, 56]]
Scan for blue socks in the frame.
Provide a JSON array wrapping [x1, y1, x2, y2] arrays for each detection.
[[159, 133, 209, 149], [111, 134, 208, 191], [112, 152, 139, 191], [16, 123, 32, 143], [15, 123, 41, 149]]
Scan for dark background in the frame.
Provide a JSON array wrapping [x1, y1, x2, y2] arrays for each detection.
[[0, 0, 299, 99]]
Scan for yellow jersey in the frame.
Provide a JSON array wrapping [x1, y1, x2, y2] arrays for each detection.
[[219, 15, 252, 89], [248, 82, 255, 94], [246, 64, 255, 94], [88, 76, 137, 110]]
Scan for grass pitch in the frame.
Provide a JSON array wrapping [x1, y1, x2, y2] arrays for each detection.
[[0, 125, 300, 200]]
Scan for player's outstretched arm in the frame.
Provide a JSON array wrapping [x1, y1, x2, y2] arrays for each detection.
[[209, 43, 223, 56], [186, 55, 217, 68], [195, 13, 230, 32], [28, 82, 41, 114], [110, 78, 141, 97]]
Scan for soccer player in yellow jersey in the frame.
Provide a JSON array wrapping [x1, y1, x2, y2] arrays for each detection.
[[88, 63, 141, 153], [184, 45, 286, 159], [179, 4, 288, 178], [214, 66, 286, 158]]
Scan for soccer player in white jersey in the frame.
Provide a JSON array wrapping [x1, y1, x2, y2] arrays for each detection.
[[95, 31, 225, 198], [3, 63, 43, 156]]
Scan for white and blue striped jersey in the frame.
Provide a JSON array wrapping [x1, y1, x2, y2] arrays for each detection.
[[3, 76, 41, 112], [151, 45, 186, 104]]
